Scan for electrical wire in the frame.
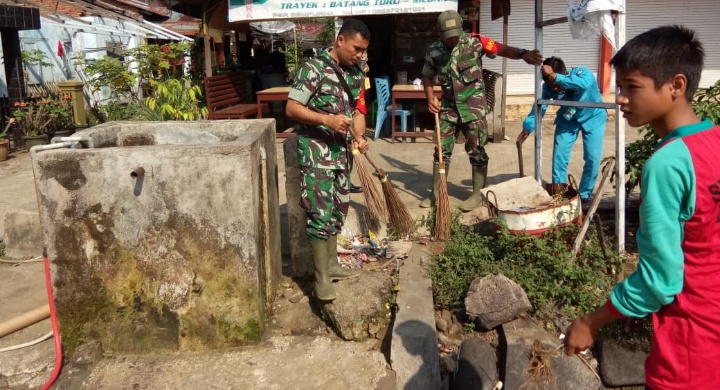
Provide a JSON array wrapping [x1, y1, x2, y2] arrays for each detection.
[[0, 331, 53, 352]]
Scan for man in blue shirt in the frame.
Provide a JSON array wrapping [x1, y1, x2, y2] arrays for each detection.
[[516, 57, 607, 203]]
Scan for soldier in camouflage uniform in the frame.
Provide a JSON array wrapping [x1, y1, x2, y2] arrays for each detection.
[[420, 10, 543, 211], [286, 19, 370, 301]]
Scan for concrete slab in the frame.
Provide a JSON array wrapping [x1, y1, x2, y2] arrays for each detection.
[[391, 247, 441, 390]]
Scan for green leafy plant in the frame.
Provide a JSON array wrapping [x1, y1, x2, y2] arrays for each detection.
[[622, 79, 720, 193], [75, 54, 137, 97], [144, 77, 208, 121], [280, 41, 309, 81], [429, 221, 621, 320], [315, 17, 336, 47], [76, 42, 205, 123], [97, 101, 159, 122], [125, 42, 192, 93], [21, 49, 52, 68], [0, 119, 12, 140]]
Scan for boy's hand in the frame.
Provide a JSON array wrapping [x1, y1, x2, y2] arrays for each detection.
[[541, 65, 557, 81], [564, 315, 597, 356], [564, 305, 622, 356]]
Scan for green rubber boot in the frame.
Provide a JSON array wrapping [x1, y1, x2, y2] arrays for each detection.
[[419, 162, 450, 208], [460, 165, 488, 212], [327, 235, 359, 281], [310, 238, 336, 301]]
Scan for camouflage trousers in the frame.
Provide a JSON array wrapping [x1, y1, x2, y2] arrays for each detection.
[[434, 115, 490, 168], [299, 166, 350, 240]]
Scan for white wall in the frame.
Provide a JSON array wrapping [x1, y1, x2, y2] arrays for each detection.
[[477, 0, 720, 95]]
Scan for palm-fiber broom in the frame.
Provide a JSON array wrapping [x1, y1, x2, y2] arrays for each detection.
[[351, 149, 386, 223], [361, 153, 415, 236], [433, 112, 451, 240]]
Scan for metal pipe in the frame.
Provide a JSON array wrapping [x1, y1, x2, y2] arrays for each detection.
[[615, 9, 627, 254], [0, 304, 50, 338], [131, 167, 145, 178], [534, 0, 544, 184], [50, 136, 95, 148]]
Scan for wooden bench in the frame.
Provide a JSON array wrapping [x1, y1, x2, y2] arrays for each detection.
[[204, 72, 268, 120]]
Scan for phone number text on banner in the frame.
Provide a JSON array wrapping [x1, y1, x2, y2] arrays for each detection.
[[228, 0, 458, 22]]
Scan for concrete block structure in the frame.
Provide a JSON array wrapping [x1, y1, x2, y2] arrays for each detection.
[[30, 120, 281, 354]]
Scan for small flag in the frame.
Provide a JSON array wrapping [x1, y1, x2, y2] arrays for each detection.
[[57, 41, 64, 57]]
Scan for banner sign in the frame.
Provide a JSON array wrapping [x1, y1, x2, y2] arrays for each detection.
[[229, 0, 458, 22]]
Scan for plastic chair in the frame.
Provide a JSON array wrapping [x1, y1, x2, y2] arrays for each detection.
[[373, 76, 415, 141]]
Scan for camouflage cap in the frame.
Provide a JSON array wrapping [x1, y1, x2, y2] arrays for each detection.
[[437, 10, 463, 40]]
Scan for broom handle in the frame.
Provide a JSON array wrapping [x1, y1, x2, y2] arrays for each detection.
[[361, 152, 382, 174], [434, 112, 444, 165]]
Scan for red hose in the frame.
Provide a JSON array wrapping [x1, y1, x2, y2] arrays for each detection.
[[42, 251, 63, 390]]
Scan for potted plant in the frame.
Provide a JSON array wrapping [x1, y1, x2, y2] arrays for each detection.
[[0, 119, 11, 161], [12, 98, 52, 149]]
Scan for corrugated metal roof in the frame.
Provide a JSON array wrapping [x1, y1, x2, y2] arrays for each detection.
[[0, 0, 193, 40]]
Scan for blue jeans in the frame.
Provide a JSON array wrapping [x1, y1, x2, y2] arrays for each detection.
[[552, 122, 605, 200]]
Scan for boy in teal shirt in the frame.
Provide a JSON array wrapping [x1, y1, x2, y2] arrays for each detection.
[[564, 25, 720, 389]]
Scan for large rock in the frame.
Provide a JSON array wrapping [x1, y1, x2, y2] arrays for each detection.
[[502, 319, 601, 390], [317, 271, 393, 341], [465, 274, 532, 330], [597, 338, 647, 387], [452, 338, 498, 390]]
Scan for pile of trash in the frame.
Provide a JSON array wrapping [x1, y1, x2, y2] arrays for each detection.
[[336, 228, 389, 269]]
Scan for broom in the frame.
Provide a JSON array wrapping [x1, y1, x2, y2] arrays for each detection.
[[351, 148, 387, 223], [433, 112, 451, 240], [361, 153, 415, 236]]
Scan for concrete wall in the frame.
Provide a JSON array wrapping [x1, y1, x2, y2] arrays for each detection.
[[31, 119, 281, 354]]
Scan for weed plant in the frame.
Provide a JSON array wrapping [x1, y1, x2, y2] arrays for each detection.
[[429, 218, 622, 321]]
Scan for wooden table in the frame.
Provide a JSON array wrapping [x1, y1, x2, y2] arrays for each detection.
[[256, 86, 292, 138], [390, 85, 442, 143]]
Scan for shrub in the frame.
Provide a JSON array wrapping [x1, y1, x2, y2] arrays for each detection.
[[429, 221, 621, 320]]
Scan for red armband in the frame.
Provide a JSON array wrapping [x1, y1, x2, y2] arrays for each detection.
[[356, 84, 367, 115], [474, 33, 501, 56]]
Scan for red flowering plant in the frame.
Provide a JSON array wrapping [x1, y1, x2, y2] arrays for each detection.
[[12, 94, 74, 137], [12, 98, 51, 137], [45, 94, 75, 133]]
